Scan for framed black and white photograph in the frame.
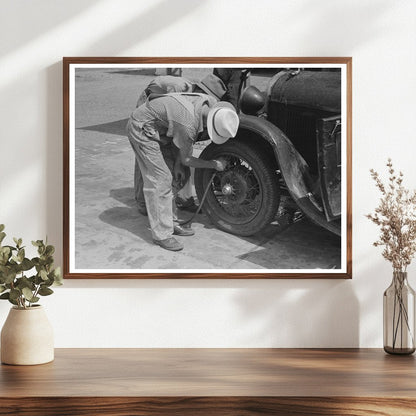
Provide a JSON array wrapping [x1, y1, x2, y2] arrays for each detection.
[[63, 57, 352, 279]]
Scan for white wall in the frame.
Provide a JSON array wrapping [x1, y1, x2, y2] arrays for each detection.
[[0, 0, 415, 347]]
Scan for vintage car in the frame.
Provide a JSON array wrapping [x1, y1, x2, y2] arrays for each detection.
[[194, 69, 342, 237]]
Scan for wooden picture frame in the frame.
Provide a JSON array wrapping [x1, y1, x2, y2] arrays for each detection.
[[63, 57, 352, 279]]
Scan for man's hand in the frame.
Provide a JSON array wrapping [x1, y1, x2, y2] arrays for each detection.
[[213, 158, 228, 171], [174, 126, 228, 171]]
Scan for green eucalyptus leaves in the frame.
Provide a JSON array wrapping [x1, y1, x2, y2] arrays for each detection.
[[0, 224, 62, 309]]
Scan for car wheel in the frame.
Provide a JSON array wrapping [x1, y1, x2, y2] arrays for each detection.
[[194, 140, 280, 236]]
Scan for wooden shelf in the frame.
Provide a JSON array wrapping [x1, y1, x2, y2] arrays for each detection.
[[1, 348, 415, 415]]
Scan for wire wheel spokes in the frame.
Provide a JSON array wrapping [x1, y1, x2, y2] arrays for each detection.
[[211, 155, 262, 220]]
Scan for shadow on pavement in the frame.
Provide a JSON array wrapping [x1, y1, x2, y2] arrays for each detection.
[[109, 187, 136, 207], [78, 118, 129, 136], [239, 219, 341, 269], [99, 187, 153, 244], [104, 187, 216, 235], [99, 206, 153, 244], [100, 188, 341, 270]]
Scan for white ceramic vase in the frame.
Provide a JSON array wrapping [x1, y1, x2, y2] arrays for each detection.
[[1, 305, 54, 365]]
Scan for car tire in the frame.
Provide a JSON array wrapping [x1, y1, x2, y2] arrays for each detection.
[[194, 140, 280, 237]]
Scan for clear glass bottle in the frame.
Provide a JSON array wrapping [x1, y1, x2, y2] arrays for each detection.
[[383, 271, 415, 355]]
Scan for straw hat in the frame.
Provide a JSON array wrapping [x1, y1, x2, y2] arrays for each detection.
[[207, 102, 239, 144]]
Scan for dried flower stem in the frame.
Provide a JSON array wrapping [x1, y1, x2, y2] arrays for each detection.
[[366, 159, 416, 272]]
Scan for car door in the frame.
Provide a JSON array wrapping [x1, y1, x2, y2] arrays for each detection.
[[316, 115, 342, 221]]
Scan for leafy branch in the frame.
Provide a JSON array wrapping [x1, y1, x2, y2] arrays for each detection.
[[0, 224, 62, 309]]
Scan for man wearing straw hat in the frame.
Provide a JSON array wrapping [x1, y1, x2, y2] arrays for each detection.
[[134, 74, 228, 216], [127, 93, 239, 251]]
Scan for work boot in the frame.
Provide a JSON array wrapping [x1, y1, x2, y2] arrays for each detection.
[[173, 225, 195, 236], [176, 196, 199, 213], [153, 237, 183, 251]]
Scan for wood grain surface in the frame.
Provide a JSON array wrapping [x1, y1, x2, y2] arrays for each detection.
[[1, 349, 415, 415], [1, 397, 416, 416]]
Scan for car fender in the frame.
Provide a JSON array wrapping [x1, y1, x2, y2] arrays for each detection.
[[238, 114, 341, 236]]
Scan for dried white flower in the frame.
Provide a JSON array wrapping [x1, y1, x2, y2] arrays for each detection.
[[367, 159, 416, 272]]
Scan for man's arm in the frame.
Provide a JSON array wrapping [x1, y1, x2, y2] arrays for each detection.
[[173, 125, 226, 171]]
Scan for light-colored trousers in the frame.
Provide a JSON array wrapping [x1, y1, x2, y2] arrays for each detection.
[[134, 159, 193, 208], [134, 91, 193, 207], [127, 119, 181, 241]]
